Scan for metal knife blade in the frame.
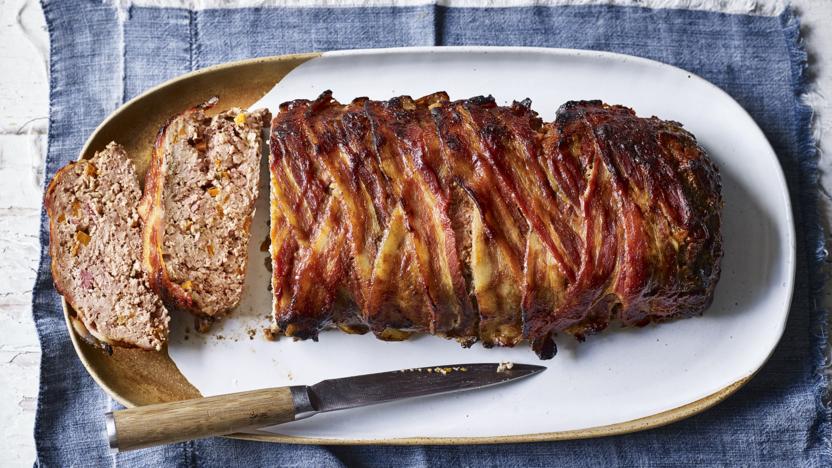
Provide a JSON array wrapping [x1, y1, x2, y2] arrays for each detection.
[[290, 363, 545, 418]]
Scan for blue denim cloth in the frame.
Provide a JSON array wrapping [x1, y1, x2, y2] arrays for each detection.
[[33, 1, 829, 466]]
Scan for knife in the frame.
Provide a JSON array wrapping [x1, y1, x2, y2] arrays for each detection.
[[105, 362, 545, 452]]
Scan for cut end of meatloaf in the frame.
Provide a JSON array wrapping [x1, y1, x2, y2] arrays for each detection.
[[45, 142, 169, 351], [140, 100, 271, 321]]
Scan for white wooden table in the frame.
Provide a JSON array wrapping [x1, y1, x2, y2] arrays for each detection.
[[0, 0, 830, 465]]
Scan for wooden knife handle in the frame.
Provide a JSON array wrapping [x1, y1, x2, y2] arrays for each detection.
[[107, 386, 304, 452]]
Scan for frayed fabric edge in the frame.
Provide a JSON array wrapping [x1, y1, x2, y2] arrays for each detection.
[[104, 0, 786, 16], [34, 0, 63, 465], [780, 7, 832, 460]]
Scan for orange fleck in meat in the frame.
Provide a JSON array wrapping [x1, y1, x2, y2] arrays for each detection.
[[75, 230, 91, 246]]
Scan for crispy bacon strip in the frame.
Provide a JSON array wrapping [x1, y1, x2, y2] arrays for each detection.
[[270, 94, 722, 359]]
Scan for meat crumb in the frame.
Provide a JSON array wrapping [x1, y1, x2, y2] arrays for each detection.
[[497, 361, 514, 373], [194, 317, 213, 333], [247, 328, 256, 340], [263, 327, 278, 341]]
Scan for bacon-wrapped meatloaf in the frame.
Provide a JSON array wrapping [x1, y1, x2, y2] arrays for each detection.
[[269, 92, 722, 359]]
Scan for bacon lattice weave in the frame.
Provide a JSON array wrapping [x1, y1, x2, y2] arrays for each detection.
[[269, 92, 722, 359]]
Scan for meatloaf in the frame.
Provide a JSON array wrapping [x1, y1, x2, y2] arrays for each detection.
[[139, 98, 270, 327], [45, 142, 169, 350], [269, 92, 722, 359]]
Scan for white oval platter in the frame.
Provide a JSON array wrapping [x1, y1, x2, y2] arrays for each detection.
[[165, 47, 795, 442]]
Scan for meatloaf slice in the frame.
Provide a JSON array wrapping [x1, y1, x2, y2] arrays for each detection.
[[45, 142, 169, 350], [139, 99, 270, 326]]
